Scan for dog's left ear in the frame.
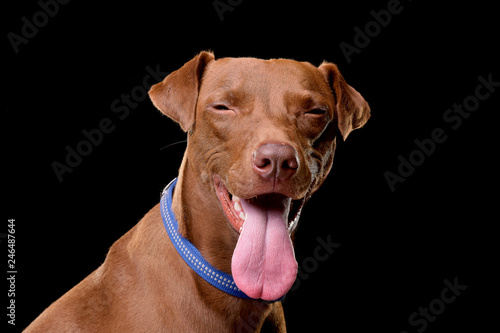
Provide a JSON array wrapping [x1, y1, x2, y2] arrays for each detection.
[[149, 51, 215, 132], [318, 62, 371, 140]]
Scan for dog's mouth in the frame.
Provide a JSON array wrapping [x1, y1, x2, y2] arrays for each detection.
[[213, 176, 305, 235], [213, 176, 305, 300]]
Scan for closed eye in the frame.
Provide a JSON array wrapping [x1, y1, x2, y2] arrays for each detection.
[[209, 103, 237, 114], [305, 108, 327, 115], [212, 104, 230, 111]]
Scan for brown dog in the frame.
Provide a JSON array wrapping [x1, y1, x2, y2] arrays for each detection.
[[25, 51, 369, 332]]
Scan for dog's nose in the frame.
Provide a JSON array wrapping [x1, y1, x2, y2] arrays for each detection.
[[253, 143, 298, 181]]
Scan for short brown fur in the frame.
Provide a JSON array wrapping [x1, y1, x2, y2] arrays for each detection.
[[25, 51, 369, 332]]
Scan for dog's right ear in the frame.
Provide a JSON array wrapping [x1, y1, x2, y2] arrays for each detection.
[[149, 51, 215, 132], [318, 62, 370, 140]]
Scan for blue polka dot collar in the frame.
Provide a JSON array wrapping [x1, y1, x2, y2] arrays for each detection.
[[160, 178, 255, 299]]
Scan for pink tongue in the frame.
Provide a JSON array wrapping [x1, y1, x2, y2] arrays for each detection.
[[231, 195, 298, 300]]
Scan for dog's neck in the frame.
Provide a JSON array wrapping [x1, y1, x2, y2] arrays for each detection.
[[172, 153, 238, 276], [169, 154, 278, 330]]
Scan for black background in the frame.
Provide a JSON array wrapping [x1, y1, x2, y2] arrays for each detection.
[[5, 0, 498, 332]]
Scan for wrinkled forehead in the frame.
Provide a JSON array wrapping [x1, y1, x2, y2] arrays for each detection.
[[199, 57, 332, 101]]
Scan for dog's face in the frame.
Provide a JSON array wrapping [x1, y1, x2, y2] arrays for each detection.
[[149, 52, 370, 300], [196, 57, 334, 199]]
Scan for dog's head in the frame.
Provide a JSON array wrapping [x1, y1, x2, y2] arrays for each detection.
[[149, 51, 370, 300]]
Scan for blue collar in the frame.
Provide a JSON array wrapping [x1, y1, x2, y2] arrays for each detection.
[[160, 178, 254, 299]]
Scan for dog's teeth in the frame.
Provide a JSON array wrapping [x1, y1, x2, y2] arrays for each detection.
[[234, 201, 242, 212], [232, 195, 240, 202], [239, 212, 245, 220]]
